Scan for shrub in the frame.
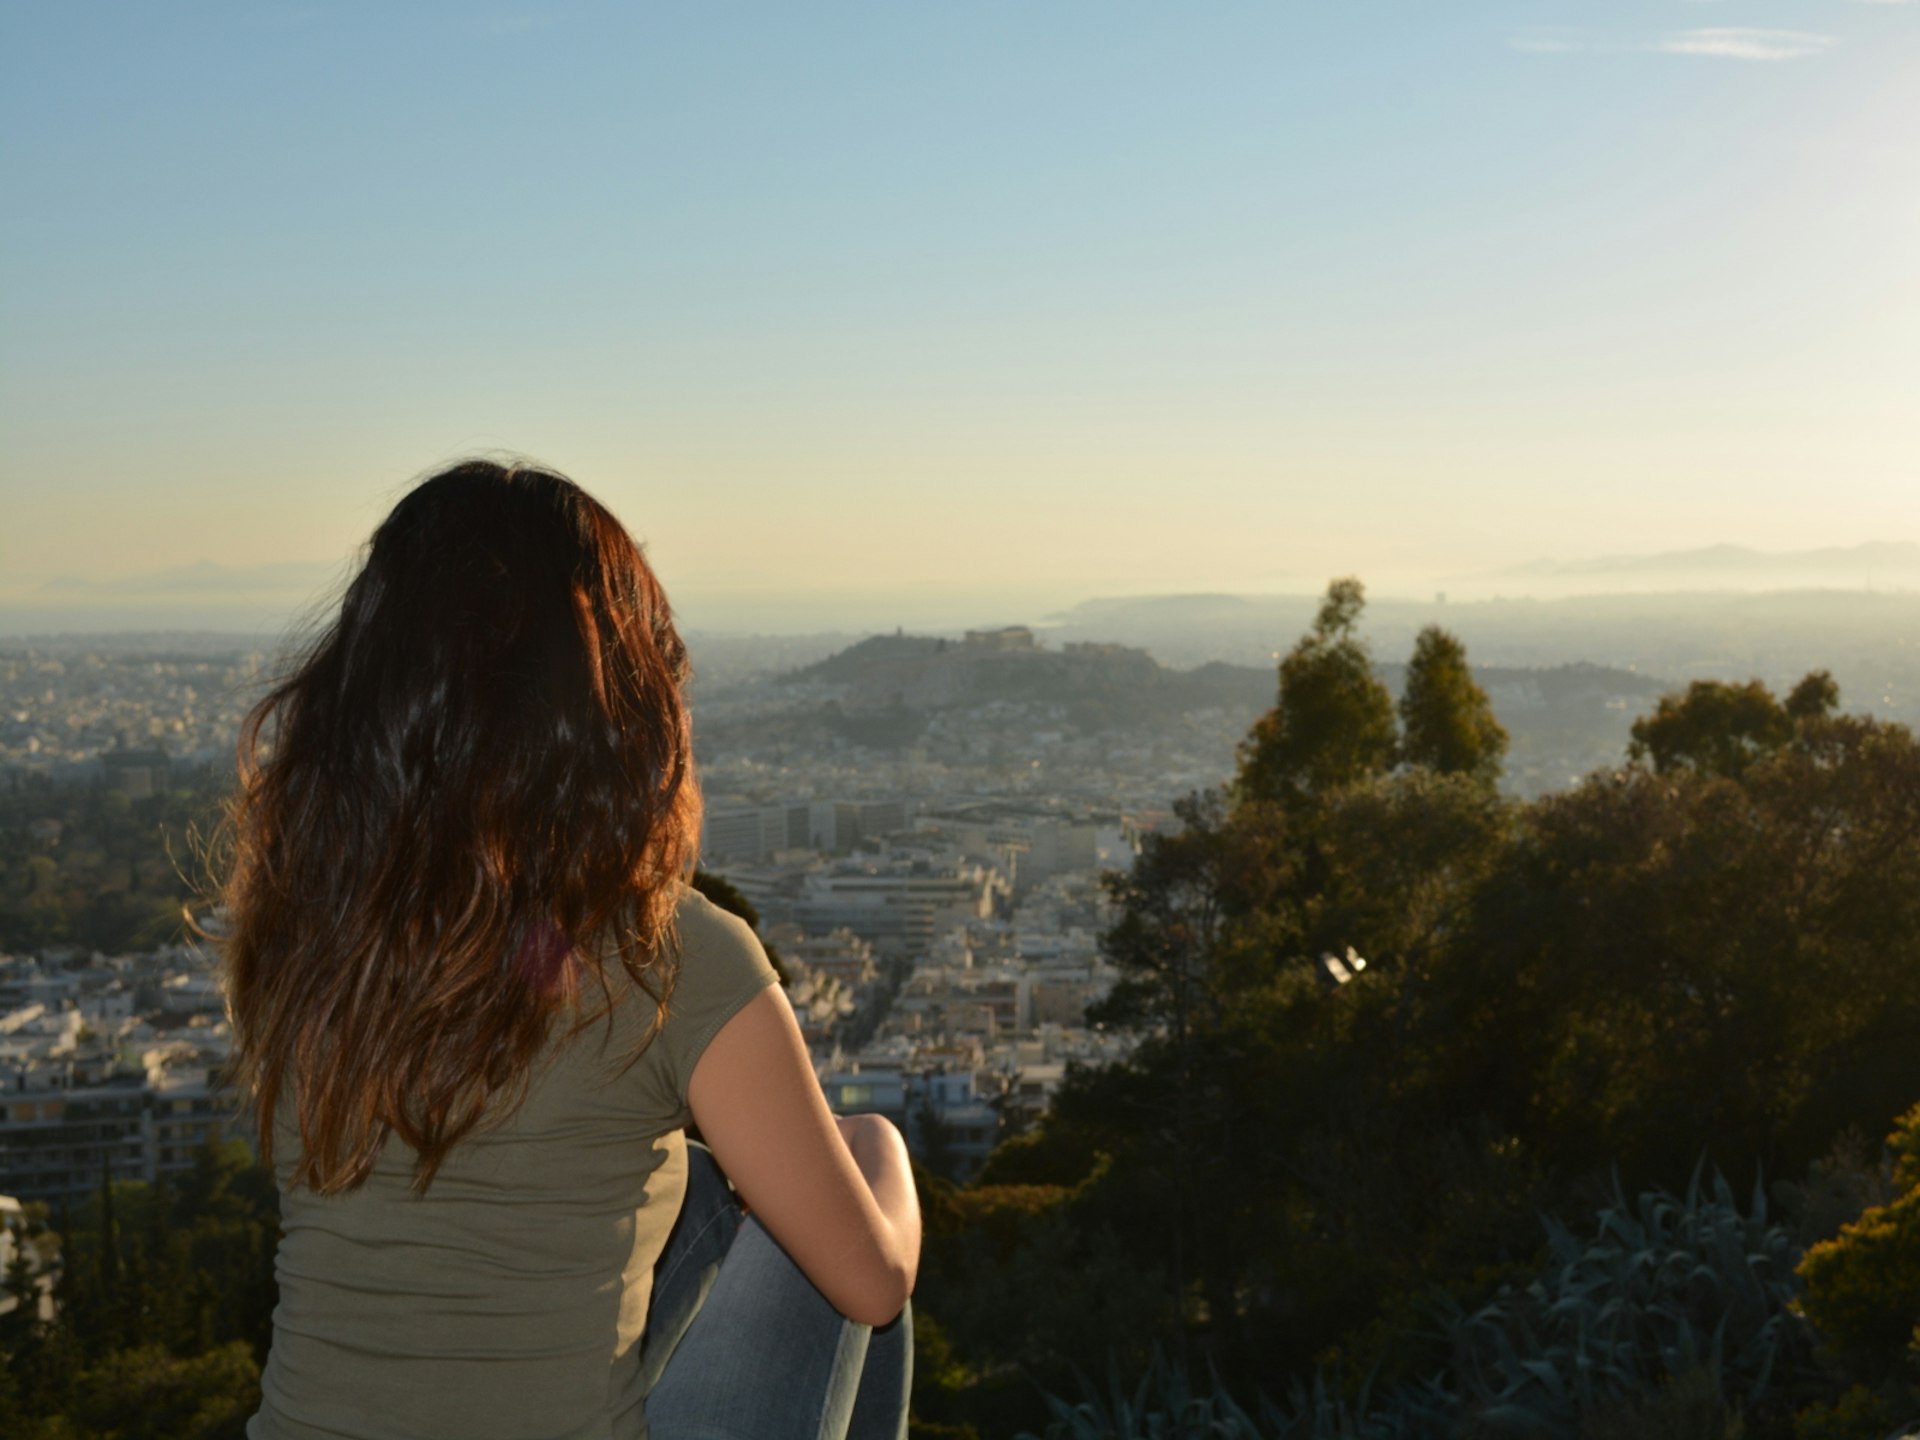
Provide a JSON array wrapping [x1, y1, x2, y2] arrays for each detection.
[[1797, 1190, 1920, 1381], [1794, 1103, 1920, 1436]]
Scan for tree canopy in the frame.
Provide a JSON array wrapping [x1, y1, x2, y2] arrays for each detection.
[[1627, 670, 1840, 778], [1399, 624, 1508, 784], [1236, 578, 1397, 808], [916, 604, 1920, 1436]]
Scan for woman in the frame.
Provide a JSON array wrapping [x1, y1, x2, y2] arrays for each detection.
[[222, 461, 919, 1439]]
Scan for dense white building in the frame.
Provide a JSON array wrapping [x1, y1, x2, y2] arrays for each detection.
[[0, 952, 243, 1202]]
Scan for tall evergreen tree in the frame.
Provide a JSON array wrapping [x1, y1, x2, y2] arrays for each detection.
[[1, 1241, 38, 1350], [98, 1161, 119, 1333], [1237, 578, 1397, 809], [1399, 625, 1508, 784]]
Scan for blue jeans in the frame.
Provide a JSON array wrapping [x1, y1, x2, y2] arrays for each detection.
[[639, 1142, 913, 1440]]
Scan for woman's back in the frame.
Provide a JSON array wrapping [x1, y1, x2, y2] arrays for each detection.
[[229, 461, 917, 1439], [251, 892, 777, 1440]]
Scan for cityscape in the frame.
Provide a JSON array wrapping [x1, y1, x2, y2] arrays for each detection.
[[5, 587, 1919, 1435], [7, 587, 1913, 1208]]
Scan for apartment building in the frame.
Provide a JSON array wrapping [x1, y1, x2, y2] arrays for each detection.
[[0, 1062, 241, 1203], [701, 798, 916, 863]]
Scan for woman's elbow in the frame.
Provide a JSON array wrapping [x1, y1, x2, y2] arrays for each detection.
[[842, 1261, 914, 1327]]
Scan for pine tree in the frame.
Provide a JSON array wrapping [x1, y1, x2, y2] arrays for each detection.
[[1237, 577, 1398, 809], [98, 1161, 119, 1306], [1399, 625, 1508, 784], [1, 1239, 38, 1350]]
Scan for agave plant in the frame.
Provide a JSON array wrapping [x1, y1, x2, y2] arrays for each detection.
[[1260, 1367, 1455, 1440], [1018, 1348, 1268, 1440], [1016, 1344, 1459, 1440], [1019, 1163, 1816, 1440], [1439, 1162, 1815, 1434]]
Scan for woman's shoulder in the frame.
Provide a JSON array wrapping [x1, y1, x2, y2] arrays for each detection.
[[670, 885, 766, 963], [666, 886, 779, 1006], [646, 886, 782, 1099]]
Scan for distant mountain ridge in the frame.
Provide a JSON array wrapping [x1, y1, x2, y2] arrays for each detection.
[[784, 629, 1183, 718], [1492, 541, 1920, 582], [35, 559, 343, 596], [783, 627, 1663, 729]]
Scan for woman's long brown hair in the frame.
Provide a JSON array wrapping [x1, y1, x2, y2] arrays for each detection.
[[221, 461, 701, 1194]]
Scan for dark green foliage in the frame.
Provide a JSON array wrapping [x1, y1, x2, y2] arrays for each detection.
[[916, 1096, 961, 1183], [1019, 1349, 1280, 1440], [54, 1351, 259, 1440], [1797, 1104, 1920, 1413], [1237, 579, 1398, 809], [1293, 767, 1513, 975], [909, 1309, 987, 1440], [3, 1141, 280, 1436], [1628, 672, 1838, 779], [912, 1156, 1174, 1438], [1431, 1167, 1813, 1436], [1784, 671, 1840, 723], [1090, 791, 1247, 1035], [1462, 714, 1920, 1183], [2, 1243, 37, 1341], [977, 1121, 1108, 1189], [1019, 1169, 1813, 1440], [930, 627, 1920, 1437], [56, 1342, 259, 1440], [1399, 625, 1508, 784]]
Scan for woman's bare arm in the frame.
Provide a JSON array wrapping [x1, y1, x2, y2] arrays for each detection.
[[687, 986, 920, 1326]]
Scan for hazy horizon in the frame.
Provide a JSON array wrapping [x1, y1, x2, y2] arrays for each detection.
[[7, 540, 1920, 642]]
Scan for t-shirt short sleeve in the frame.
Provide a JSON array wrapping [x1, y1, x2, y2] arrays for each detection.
[[653, 888, 782, 1112]]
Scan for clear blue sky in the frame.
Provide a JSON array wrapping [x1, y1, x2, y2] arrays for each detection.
[[3, 1, 1915, 626]]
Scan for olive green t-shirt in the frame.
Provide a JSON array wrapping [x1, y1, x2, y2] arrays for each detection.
[[249, 890, 780, 1440]]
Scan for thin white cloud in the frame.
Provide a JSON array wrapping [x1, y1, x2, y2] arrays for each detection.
[[1651, 28, 1837, 60]]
